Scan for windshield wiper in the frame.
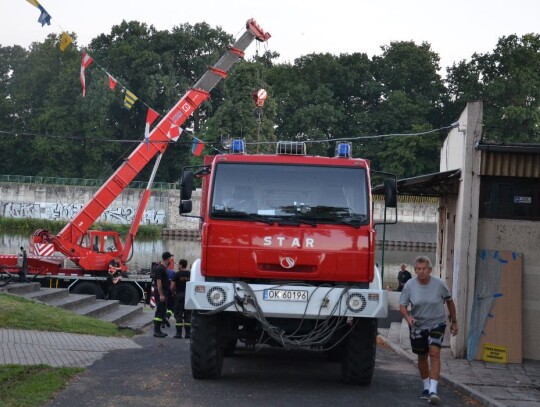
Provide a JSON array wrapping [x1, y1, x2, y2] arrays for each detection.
[[212, 210, 274, 225], [308, 215, 368, 229], [273, 215, 317, 227]]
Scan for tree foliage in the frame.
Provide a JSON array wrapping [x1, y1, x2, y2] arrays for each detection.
[[1, 25, 540, 182], [446, 33, 540, 142]]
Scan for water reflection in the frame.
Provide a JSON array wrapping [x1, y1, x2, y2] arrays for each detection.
[[375, 247, 436, 290], [0, 233, 434, 289], [0, 233, 201, 272]]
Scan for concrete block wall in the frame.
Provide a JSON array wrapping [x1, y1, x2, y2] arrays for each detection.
[[1, 183, 438, 229], [373, 201, 438, 223], [0, 183, 169, 225]]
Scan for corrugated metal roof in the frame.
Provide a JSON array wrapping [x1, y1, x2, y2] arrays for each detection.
[[480, 151, 540, 178], [372, 169, 461, 197]]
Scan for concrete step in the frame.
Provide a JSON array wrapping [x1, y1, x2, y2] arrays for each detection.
[[3, 281, 150, 333], [2, 282, 41, 295], [21, 287, 69, 303], [100, 304, 144, 326], [121, 310, 154, 333], [388, 322, 402, 344], [71, 299, 120, 319], [399, 318, 412, 350], [46, 293, 97, 311]]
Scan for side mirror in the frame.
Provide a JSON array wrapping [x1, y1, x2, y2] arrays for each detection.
[[384, 178, 397, 208], [180, 171, 193, 200], [179, 200, 192, 214]]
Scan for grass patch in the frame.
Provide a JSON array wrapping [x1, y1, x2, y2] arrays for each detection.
[[0, 364, 84, 407], [0, 293, 133, 337], [0, 217, 162, 239]]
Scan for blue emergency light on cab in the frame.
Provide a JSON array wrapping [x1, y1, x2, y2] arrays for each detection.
[[336, 142, 352, 158], [231, 139, 245, 154]]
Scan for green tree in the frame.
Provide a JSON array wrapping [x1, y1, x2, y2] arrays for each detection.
[[87, 20, 233, 182], [204, 61, 277, 154], [266, 53, 346, 156], [0, 45, 28, 174], [447, 33, 540, 142], [369, 41, 448, 176]]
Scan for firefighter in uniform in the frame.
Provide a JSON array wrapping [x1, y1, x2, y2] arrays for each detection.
[[171, 259, 191, 339], [153, 251, 173, 338]]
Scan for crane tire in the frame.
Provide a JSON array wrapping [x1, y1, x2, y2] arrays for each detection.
[[115, 283, 140, 305]]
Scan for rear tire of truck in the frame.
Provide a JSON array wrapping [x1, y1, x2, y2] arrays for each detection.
[[341, 317, 377, 385], [115, 283, 140, 305], [71, 281, 105, 299], [190, 312, 223, 379]]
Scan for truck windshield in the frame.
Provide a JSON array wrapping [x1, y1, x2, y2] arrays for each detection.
[[210, 163, 369, 225]]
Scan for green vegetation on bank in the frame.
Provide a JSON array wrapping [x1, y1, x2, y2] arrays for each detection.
[[0, 364, 84, 407], [0, 293, 134, 337], [0, 216, 162, 239], [0, 290, 136, 406]]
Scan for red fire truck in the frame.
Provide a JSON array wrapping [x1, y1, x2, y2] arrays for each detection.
[[180, 140, 397, 384], [0, 20, 270, 305]]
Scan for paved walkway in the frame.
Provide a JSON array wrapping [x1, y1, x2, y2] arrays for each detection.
[[378, 329, 540, 407], [0, 328, 140, 367], [1, 326, 540, 406]]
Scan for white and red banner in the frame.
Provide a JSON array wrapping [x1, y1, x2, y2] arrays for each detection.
[[144, 108, 159, 143], [80, 52, 93, 97]]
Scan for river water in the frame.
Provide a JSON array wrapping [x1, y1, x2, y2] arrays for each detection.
[[0, 233, 434, 291]]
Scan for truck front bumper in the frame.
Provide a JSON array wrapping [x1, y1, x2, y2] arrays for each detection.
[[185, 281, 388, 319]]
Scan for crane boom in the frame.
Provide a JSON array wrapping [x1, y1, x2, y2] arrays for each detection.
[[57, 19, 270, 246]]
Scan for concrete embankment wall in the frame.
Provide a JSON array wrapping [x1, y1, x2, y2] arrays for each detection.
[[0, 182, 170, 226], [0, 184, 438, 244]]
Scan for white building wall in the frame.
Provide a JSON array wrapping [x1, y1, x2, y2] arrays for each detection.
[[438, 101, 483, 358]]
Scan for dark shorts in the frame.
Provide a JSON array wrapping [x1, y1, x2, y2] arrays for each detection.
[[409, 322, 447, 355]]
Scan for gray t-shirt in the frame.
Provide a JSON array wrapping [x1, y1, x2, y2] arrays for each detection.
[[399, 276, 451, 330]]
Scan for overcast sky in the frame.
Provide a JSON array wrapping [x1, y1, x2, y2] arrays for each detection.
[[1, 0, 540, 75]]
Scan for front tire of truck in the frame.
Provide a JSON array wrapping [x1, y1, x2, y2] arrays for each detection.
[[190, 311, 223, 379], [341, 317, 377, 385]]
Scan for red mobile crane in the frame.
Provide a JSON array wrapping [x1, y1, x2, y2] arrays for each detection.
[[0, 19, 270, 305]]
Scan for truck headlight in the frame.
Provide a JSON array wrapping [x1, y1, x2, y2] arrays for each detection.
[[347, 293, 366, 313], [207, 286, 227, 307]]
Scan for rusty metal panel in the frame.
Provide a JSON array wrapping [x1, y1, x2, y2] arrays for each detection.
[[481, 151, 540, 178]]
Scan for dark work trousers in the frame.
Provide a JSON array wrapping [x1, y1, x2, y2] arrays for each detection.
[[173, 293, 191, 335], [154, 295, 168, 322]]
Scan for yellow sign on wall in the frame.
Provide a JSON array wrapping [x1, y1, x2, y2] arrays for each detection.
[[482, 343, 508, 364]]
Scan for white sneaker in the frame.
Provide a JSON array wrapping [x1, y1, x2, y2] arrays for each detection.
[[428, 392, 440, 405]]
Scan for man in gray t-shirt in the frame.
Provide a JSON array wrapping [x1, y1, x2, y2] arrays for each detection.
[[400, 273, 451, 330], [399, 256, 458, 405]]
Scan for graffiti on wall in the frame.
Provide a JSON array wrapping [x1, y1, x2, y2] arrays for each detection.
[[2, 202, 166, 225]]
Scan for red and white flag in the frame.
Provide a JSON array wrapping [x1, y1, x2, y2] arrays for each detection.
[[166, 123, 182, 142], [108, 75, 117, 90], [144, 108, 159, 143], [80, 52, 93, 97]]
